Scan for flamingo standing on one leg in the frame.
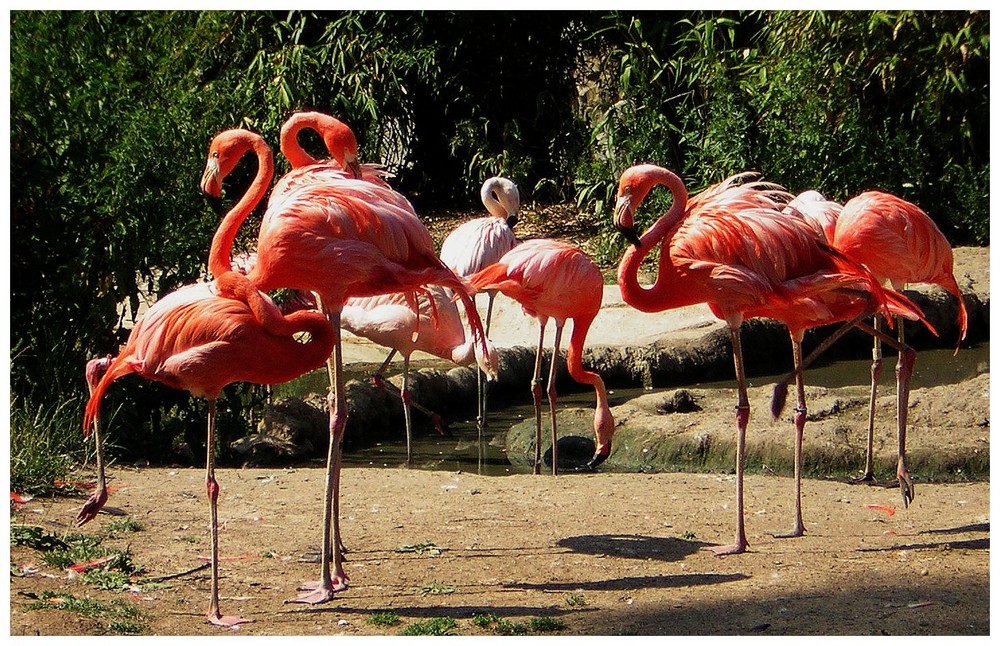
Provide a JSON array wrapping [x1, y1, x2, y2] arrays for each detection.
[[84, 280, 334, 627], [231, 134, 495, 606], [342, 285, 498, 465], [81, 130, 335, 627], [467, 238, 614, 475], [786, 190, 966, 503], [439, 176, 520, 463], [612, 165, 929, 554], [76, 354, 112, 526]]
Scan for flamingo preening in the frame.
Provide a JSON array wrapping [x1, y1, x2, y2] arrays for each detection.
[[786, 189, 965, 503], [613, 165, 929, 553]]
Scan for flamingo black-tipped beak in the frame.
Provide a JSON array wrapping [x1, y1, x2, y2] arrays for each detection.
[[618, 226, 642, 248], [613, 195, 641, 248], [579, 450, 609, 471], [345, 154, 363, 179], [506, 213, 519, 229], [204, 193, 225, 216]]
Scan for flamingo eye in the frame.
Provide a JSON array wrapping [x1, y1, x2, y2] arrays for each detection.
[[212, 151, 220, 159]]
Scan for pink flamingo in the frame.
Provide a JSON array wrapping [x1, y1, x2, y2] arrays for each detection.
[[786, 190, 967, 500], [613, 165, 929, 553], [234, 127, 494, 606], [82, 130, 335, 627], [342, 285, 497, 465], [467, 238, 614, 475], [276, 110, 392, 192], [439, 176, 520, 451]]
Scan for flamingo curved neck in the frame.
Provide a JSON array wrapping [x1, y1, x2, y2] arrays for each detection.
[[209, 135, 274, 280], [280, 114, 323, 169], [565, 317, 614, 454], [616, 169, 694, 313]]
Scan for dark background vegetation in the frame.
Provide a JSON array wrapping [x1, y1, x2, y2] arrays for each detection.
[[9, 10, 989, 490]]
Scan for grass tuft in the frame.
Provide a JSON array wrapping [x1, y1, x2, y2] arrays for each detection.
[[398, 616, 458, 636]]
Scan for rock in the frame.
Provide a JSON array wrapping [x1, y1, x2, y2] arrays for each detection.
[[231, 397, 328, 465]]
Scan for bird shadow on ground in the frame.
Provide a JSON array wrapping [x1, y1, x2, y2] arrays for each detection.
[[556, 534, 705, 562], [504, 572, 749, 593], [282, 603, 581, 620], [920, 522, 989, 535], [856, 523, 989, 553]]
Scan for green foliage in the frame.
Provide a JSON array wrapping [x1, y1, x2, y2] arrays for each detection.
[[26, 591, 150, 635], [399, 616, 458, 636], [574, 10, 988, 253], [398, 541, 445, 556], [471, 613, 566, 635], [367, 611, 402, 627], [10, 391, 88, 494]]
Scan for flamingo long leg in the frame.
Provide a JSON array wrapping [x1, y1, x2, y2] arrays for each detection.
[[289, 308, 348, 604], [546, 323, 565, 476], [772, 334, 807, 539], [401, 354, 413, 467], [854, 315, 883, 483], [77, 364, 109, 526], [894, 316, 916, 507], [205, 400, 249, 626], [709, 324, 750, 556], [477, 291, 498, 473], [531, 322, 546, 475]]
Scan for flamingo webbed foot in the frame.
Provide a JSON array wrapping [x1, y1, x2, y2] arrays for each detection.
[[75, 489, 108, 527], [287, 577, 348, 605], [207, 610, 251, 627], [848, 472, 877, 485], [705, 541, 748, 557], [769, 527, 805, 539]]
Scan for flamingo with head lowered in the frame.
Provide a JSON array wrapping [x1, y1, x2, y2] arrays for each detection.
[[467, 238, 614, 475], [613, 165, 931, 553], [341, 285, 498, 466], [82, 129, 335, 627]]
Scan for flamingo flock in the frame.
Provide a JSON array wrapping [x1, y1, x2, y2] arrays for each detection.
[[77, 111, 967, 626]]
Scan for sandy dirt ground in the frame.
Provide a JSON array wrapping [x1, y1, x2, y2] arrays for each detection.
[[8, 466, 990, 636]]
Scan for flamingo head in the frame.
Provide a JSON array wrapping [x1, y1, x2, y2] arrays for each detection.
[[85, 355, 113, 392], [613, 170, 650, 248], [318, 117, 362, 179], [201, 129, 260, 198], [481, 177, 520, 229], [582, 405, 615, 470], [474, 337, 500, 382], [613, 192, 642, 248]]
